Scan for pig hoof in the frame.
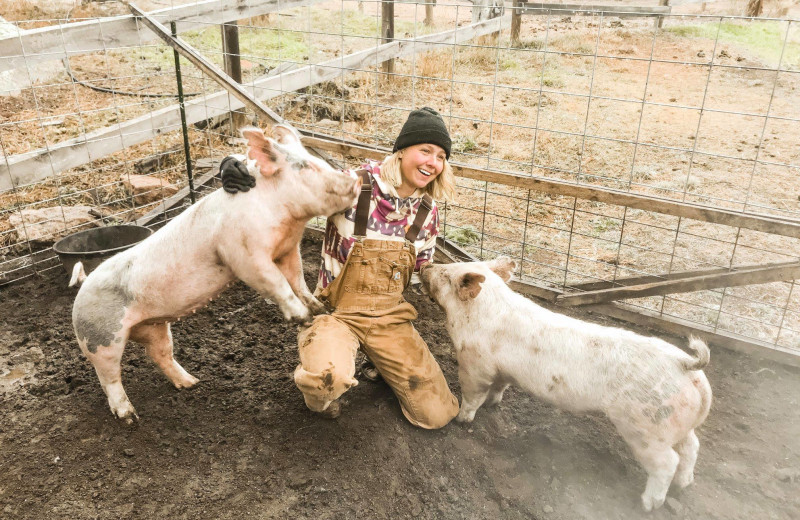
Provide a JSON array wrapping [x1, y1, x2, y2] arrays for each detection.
[[114, 408, 139, 425], [173, 374, 199, 389], [641, 492, 665, 512], [455, 410, 476, 423], [307, 298, 327, 316], [673, 471, 694, 489]]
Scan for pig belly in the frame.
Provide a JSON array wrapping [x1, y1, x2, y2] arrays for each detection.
[[128, 264, 234, 323]]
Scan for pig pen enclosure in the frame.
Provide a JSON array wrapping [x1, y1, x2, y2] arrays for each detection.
[[2, 0, 800, 518]]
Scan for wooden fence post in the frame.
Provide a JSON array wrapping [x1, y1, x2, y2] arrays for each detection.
[[511, 0, 521, 45], [221, 20, 246, 133], [382, 0, 395, 76], [424, 0, 436, 27]]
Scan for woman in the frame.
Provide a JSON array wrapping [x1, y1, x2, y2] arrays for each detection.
[[221, 107, 459, 429]]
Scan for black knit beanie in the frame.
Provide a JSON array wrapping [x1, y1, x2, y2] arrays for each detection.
[[392, 107, 452, 159]]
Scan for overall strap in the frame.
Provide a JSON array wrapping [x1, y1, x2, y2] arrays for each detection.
[[353, 169, 372, 237], [405, 194, 433, 242]]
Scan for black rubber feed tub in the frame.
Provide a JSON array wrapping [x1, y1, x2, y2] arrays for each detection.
[[53, 225, 153, 276]]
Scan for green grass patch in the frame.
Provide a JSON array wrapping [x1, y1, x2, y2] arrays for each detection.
[[130, 21, 310, 71], [445, 225, 481, 247], [312, 8, 435, 39], [666, 21, 800, 69], [452, 134, 477, 153]]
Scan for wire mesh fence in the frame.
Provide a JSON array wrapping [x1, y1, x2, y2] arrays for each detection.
[[1, 0, 799, 353]]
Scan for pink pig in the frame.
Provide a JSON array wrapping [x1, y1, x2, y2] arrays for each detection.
[[421, 257, 712, 511], [71, 124, 360, 423]]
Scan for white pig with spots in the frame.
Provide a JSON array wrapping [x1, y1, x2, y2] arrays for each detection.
[[71, 124, 360, 424], [420, 257, 712, 512]]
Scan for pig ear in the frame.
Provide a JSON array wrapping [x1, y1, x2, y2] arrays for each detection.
[[272, 124, 302, 146], [241, 126, 284, 178], [456, 272, 486, 301], [347, 377, 358, 389], [293, 365, 322, 393], [489, 256, 517, 283]]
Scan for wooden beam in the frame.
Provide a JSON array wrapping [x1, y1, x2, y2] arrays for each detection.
[[508, 277, 800, 367], [300, 136, 800, 240], [0, 15, 510, 192], [518, 2, 671, 18], [556, 262, 800, 306], [0, 0, 325, 74], [568, 260, 800, 292]]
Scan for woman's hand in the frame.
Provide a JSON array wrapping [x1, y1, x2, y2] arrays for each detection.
[[219, 156, 256, 194]]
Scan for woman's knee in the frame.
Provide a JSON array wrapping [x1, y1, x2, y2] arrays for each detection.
[[397, 375, 459, 429], [294, 363, 359, 412]]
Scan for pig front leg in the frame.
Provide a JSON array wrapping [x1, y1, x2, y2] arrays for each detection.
[[455, 354, 496, 423], [229, 254, 311, 324], [277, 245, 326, 316]]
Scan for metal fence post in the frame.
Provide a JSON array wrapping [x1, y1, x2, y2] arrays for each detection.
[[171, 21, 195, 204]]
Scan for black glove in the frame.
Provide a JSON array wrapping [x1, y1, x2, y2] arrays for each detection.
[[219, 156, 256, 194]]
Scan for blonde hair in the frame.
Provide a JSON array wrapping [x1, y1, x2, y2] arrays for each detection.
[[380, 150, 456, 203]]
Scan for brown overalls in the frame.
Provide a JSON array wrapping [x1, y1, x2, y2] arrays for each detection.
[[293, 172, 459, 429]]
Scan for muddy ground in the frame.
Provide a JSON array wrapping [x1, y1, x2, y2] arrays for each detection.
[[1, 234, 799, 520]]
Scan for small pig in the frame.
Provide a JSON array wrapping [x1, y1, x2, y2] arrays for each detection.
[[71, 124, 360, 423], [420, 257, 712, 511]]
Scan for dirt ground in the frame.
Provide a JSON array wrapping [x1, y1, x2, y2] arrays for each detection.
[[1, 233, 799, 520]]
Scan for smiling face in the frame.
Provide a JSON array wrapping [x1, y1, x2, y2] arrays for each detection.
[[397, 143, 446, 198]]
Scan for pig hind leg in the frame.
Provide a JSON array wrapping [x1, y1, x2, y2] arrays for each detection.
[[672, 430, 699, 488], [484, 380, 510, 407], [614, 419, 679, 511], [627, 439, 679, 511], [130, 322, 199, 389], [77, 327, 138, 423]]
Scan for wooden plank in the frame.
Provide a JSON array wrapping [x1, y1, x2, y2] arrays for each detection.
[[0, 15, 509, 192], [0, 0, 325, 74], [300, 136, 800, 240], [556, 262, 800, 306], [519, 2, 671, 17], [568, 260, 800, 292]]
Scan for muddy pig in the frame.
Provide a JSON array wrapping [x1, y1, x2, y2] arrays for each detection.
[[71, 124, 360, 423], [420, 257, 712, 511]]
